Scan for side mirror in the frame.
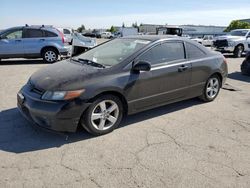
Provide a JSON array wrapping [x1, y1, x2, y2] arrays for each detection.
[[132, 60, 151, 72]]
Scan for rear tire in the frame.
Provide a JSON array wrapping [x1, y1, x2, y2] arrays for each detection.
[[81, 95, 124, 136], [199, 75, 221, 102], [233, 45, 244, 58], [42, 48, 58, 63]]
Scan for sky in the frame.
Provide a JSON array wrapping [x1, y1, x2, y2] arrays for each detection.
[[1, 0, 250, 29]]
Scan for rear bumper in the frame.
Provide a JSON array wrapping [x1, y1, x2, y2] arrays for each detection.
[[17, 85, 91, 132], [59, 46, 71, 57]]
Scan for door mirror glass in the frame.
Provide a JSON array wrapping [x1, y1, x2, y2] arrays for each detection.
[[132, 61, 151, 72]]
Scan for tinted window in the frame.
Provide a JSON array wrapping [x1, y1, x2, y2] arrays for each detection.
[[63, 29, 71, 34], [186, 43, 206, 59], [25, 29, 44, 38], [44, 31, 58, 37], [2, 29, 23, 39], [139, 42, 185, 65]]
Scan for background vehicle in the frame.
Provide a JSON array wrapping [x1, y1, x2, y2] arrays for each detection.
[[83, 32, 101, 38], [192, 35, 214, 46], [71, 32, 97, 56], [114, 27, 138, 37], [101, 32, 113, 38], [241, 51, 250, 75], [58, 27, 73, 44], [18, 36, 227, 136], [0, 25, 70, 63], [213, 29, 250, 58], [156, 26, 183, 36]]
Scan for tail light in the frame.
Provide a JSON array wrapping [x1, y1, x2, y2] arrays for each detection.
[[57, 29, 65, 43]]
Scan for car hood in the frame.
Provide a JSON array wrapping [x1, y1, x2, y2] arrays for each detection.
[[30, 59, 103, 91], [214, 35, 245, 41]]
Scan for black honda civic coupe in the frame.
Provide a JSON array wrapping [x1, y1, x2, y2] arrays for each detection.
[[17, 35, 228, 135]]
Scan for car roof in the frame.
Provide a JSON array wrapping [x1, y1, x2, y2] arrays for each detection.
[[122, 35, 212, 54]]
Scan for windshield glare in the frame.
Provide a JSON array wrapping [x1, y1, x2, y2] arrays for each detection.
[[76, 39, 151, 66], [230, 30, 248, 36]]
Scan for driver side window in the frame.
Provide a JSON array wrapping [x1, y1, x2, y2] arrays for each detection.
[[2, 29, 23, 39]]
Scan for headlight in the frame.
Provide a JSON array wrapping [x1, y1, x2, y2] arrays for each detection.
[[228, 41, 235, 47], [41, 89, 85, 101]]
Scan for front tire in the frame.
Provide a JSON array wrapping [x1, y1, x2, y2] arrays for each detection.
[[81, 95, 124, 136], [42, 48, 58, 63], [199, 75, 221, 102], [234, 45, 244, 58]]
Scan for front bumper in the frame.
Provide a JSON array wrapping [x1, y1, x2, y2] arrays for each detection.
[[17, 84, 91, 132], [212, 46, 234, 53]]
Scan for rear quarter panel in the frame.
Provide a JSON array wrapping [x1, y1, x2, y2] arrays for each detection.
[[189, 54, 227, 97]]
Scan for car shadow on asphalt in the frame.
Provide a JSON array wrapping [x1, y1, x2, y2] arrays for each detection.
[[0, 98, 203, 154], [0, 59, 50, 65], [228, 71, 250, 83]]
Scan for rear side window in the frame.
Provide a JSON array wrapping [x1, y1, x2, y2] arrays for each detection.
[[139, 42, 185, 65], [186, 42, 206, 59], [44, 31, 58, 37], [63, 29, 71, 34], [25, 29, 44, 38]]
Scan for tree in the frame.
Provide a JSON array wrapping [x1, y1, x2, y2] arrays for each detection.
[[77, 25, 86, 33], [107, 26, 117, 33], [132, 22, 139, 32], [132, 22, 138, 28], [122, 22, 125, 28], [224, 20, 250, 32]]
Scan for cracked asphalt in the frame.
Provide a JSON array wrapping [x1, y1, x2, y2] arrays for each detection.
[[0, 55, 250, 188]]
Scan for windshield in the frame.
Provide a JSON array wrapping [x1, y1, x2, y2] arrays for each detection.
[[76, 38, 151, 67], [230, 30, 249, 36]]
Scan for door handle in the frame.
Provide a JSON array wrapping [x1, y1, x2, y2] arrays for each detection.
[[178, 65, 189, 72], [39, 39, 45, 41], [15, 39, 21, 42]]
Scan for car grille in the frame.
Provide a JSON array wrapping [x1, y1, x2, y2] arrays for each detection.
[[213, 40, 228, 48]]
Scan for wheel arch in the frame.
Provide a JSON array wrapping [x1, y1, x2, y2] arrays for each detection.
[[209, 72, 223, 87], [40, 46, 59, 56], [87, 90, 128, 115], [235, 43, 245, 51]]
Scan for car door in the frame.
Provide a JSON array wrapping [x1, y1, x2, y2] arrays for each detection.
[[128, 41, 191, 111], [22, 28, 46, 56], [0, 28, 24, 57], [185, 42, 211, 97]]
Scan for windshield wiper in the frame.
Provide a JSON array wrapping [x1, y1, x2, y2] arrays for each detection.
[[71, 58, 106, 68]]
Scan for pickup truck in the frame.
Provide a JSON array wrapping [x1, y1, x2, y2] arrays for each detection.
[[192, 35, 214, 46], [213, 29, 250, 58]]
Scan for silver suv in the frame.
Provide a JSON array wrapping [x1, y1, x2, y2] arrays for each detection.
[[0, 25, 70, 63]]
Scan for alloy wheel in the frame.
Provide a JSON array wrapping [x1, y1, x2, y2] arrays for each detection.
[[206, 77, 219, 99], [44, 51, 57, 62], [91, 100, 119, 131]]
